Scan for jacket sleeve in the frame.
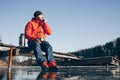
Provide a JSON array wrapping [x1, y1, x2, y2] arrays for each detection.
[[42, 22, 52, 35], [25, 22, 37, 40]]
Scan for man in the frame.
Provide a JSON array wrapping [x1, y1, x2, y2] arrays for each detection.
[[25, 10, 57, 71]]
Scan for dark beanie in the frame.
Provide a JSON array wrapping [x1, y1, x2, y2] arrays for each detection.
[[34, 10, 43, 18]]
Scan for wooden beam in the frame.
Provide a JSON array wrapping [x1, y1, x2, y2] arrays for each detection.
[[8, 48, 13, 69], [0, 43, 16, 48], [0, 43, 15, 68], [57, 56, 120, 66]]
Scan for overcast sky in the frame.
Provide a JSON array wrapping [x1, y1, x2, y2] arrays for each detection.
[[0, 0, 120, 52]]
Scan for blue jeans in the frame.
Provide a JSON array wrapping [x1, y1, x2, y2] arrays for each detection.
[[28, 41, 54, 66]]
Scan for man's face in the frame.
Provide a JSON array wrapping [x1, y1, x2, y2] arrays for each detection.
[[38, 14, 45, 21]]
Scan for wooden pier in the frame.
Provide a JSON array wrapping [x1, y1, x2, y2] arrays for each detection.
[[0, 43, 120, 67]]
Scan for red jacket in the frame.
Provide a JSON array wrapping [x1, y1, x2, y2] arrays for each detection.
[[25, 18, 52, 41]]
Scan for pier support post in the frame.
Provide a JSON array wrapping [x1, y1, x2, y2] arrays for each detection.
[[7, 68, 12, 80], [8, 47, 13, 69]]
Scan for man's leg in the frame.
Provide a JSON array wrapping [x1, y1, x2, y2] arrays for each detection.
[[40, 41, 54, 62], [40, 41, 57, 70], [28, 41, 46, 65]]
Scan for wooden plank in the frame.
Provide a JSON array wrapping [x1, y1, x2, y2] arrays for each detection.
[[57, 56, 120, 66], [19, 47, 82, 60], [0, 43, 16, 48]]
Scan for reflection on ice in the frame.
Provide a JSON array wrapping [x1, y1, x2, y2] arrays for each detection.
[[0, 66, 120, 80]]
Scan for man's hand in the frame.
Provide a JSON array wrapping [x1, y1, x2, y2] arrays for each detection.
[[36, 39, 41, 43], [38, 15, 46, 22]]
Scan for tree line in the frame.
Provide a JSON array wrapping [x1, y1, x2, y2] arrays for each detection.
[[71, 37, 120, 60]]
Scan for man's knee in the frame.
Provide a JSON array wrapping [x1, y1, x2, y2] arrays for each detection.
[[28, 41, 40, 50]]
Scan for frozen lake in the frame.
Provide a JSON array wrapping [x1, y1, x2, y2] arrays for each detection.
[[0, 66, 120, 80]]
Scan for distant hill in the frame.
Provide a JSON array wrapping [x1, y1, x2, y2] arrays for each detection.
[[70, 37, 120, 60]]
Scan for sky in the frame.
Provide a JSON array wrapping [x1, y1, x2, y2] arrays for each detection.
[[0, 0, 120, 52]]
